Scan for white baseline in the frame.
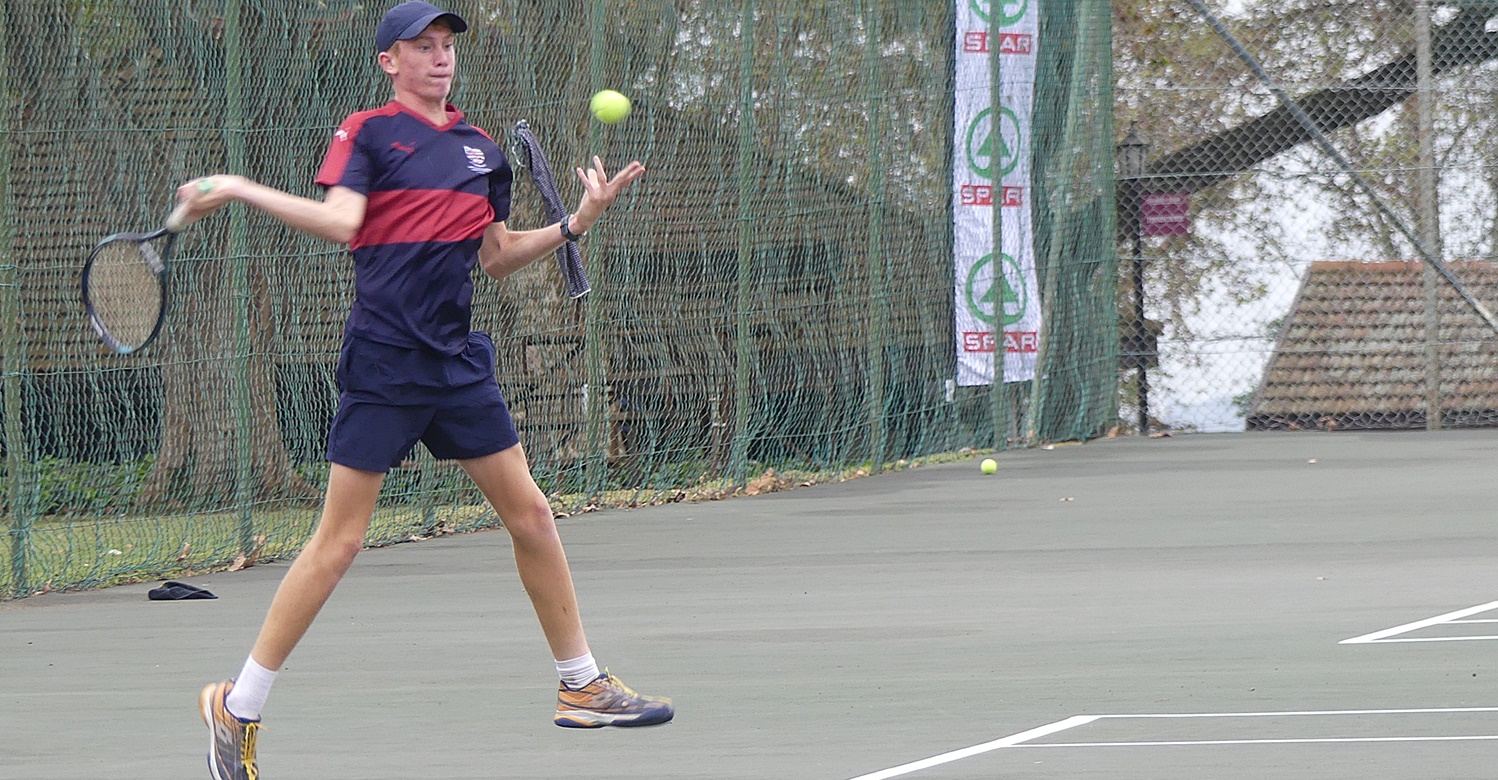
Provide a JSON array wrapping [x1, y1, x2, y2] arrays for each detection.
[[1342, 600, 1498, 644]]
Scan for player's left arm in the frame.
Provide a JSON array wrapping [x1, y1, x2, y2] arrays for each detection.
[[478, 156, 645, 281]]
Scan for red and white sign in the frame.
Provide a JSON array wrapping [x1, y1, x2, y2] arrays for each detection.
[[1141, 192, 1190, 237], [959, 185, 1025, 208], [963, 331, 1040, 354], [952, 0, 1041, 387]]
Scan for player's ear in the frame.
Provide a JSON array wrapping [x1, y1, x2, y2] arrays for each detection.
[[378, 47, 398, 76]]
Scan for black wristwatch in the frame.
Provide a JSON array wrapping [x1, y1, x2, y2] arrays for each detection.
[[560, 214, 586, 242]]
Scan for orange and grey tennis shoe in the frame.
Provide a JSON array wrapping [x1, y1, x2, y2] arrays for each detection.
[[555, 669, 674, 728], [199, 680, 261, 780]]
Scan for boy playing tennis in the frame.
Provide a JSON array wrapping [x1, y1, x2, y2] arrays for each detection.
[[175, 3, 667, 778]]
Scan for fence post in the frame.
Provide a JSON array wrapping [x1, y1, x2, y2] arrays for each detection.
[[863, 1, 889, 470], [583, 0, 609, 498], [0, 0, 31, 597], [1415, 0, 1443, 431], [987, 0, 1010, 447], [730, 0, 757, 485], [225, 0, 256, 554]]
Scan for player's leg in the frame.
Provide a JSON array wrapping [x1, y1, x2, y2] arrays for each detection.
[[200, 464, 384, 780], [250, 463, 385, 668], [461, 444, 587, 657], [459, 444, 673, 728], [200, 390, 425, 780]]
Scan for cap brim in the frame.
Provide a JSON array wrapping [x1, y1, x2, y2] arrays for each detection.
[[396, 11, 468, 43]]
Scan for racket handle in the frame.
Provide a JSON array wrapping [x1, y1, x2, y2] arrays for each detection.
[[165, 178, 214, 233], [164, 198, 195, 233]]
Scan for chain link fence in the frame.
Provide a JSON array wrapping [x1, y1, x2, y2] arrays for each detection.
[[1, 0, 1116, 597], [1116, 0, 1498, 433]]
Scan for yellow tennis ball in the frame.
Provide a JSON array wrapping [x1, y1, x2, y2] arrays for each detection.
[[980, 458, 998, 475], [590, 89, 632, 124]]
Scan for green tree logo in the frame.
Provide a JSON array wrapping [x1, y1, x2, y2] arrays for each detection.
[[964, 252, 1027, 326], [965, 107, 1022, 181], [971, 0, 1029, 26]]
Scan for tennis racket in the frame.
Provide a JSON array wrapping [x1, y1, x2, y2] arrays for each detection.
[[81, 192, 201, 355], [512, 120, 591, 299]]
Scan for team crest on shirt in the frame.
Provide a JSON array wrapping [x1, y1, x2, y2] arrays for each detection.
[[463, 145, 490, 174]]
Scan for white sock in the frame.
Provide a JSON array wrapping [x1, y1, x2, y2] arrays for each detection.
[[556, 652, 600, 690], [224, 656, 277, 721]]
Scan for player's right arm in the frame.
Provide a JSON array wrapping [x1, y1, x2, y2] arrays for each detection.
[[174, 177, 367, 245], [174, 111, 379, 245]]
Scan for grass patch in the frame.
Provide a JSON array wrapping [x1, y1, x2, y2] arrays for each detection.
[[2, 449, 986, 598]]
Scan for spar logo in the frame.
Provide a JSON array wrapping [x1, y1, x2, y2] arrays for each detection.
[[965, 106, 1022, 180], [971, 0, 1029, 26], [964, 252, 1028, 328]]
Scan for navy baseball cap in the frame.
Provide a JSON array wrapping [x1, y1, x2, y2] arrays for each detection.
[[376, 1, 468, 53]]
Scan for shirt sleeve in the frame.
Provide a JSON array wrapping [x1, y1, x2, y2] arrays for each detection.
[[488, 151, 513, 223], [314, 115, 374, 194]]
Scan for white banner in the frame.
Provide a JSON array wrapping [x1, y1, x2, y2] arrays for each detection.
[[953, 0, 1041, 386]]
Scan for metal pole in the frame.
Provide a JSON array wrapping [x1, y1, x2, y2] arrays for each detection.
[[1415, 0, 1442, 430], [583, 0, 609, 494], [730, 0, 756, 485], [863, 1, 888, 470], [1132, 179, 1148, 434], [988, 0, 1009, 448], [225, 0, 256, 555], [0, 0, 30, 597]]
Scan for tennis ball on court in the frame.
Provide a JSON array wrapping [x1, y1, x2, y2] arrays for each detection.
[[590, 90, 632, 124], [980, 458, 998, 475]]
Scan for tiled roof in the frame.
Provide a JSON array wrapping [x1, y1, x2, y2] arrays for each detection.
[[1247, 260, 1498, 430]]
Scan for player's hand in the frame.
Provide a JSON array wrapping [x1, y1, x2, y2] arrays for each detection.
[[573, 157, 645, 228], [174, 175, 245, 223]]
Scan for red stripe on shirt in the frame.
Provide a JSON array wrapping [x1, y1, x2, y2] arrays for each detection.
[[314, 104, 403, 187], [351, 189, 495, 249]]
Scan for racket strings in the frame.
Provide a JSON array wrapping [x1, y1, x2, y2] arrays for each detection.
[[87, 240, 165, 350]]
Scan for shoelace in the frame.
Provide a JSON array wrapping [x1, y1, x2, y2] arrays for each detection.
[[602, 671, 640, 698], [240, 721, 261, 780]]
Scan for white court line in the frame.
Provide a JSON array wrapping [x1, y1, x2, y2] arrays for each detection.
[[845, 707, 1498, 779], [1351, 635, 1498, 643], [1104, 706, 1498, 718], [1017, 735, 1498, 748], [844, 715, 1097, 780], [1341, 600, 1498, 644]]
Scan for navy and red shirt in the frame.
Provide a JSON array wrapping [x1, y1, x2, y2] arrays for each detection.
[[316, 101, 512, 356]]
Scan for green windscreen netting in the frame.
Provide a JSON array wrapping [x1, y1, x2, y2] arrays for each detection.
[[0, 0, 1116, 597]]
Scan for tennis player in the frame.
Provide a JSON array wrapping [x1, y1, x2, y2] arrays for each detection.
[[175, 3, 666, 778]]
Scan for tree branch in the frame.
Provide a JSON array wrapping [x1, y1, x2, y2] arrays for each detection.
[[1143, 6, 1498, 194]]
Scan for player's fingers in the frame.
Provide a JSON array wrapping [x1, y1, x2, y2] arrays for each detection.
[[611, 161, 646, 187], [177, 176, 222, 208], [174, 178, 204, 204]]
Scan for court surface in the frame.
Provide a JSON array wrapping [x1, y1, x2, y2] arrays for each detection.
[[4, 429, 1498, 779]]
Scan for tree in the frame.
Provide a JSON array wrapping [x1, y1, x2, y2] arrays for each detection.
[[1115, 0, 1498, 345]]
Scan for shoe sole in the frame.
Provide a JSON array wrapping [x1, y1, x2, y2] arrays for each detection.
[[555, 709, 674, 728]]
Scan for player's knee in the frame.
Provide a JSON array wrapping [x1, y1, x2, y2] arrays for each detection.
[[308, 529, 365, 567], [502, 497, 558, 541]]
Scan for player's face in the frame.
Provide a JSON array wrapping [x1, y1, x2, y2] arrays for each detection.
[[385, 23, 456, 103]]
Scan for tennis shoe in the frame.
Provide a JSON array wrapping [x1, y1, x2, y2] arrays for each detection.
[[555, 669, 674, 728], [199, 680, 261, 780]]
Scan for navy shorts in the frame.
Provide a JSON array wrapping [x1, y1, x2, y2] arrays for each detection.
[[326, 332, 520, 473]]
